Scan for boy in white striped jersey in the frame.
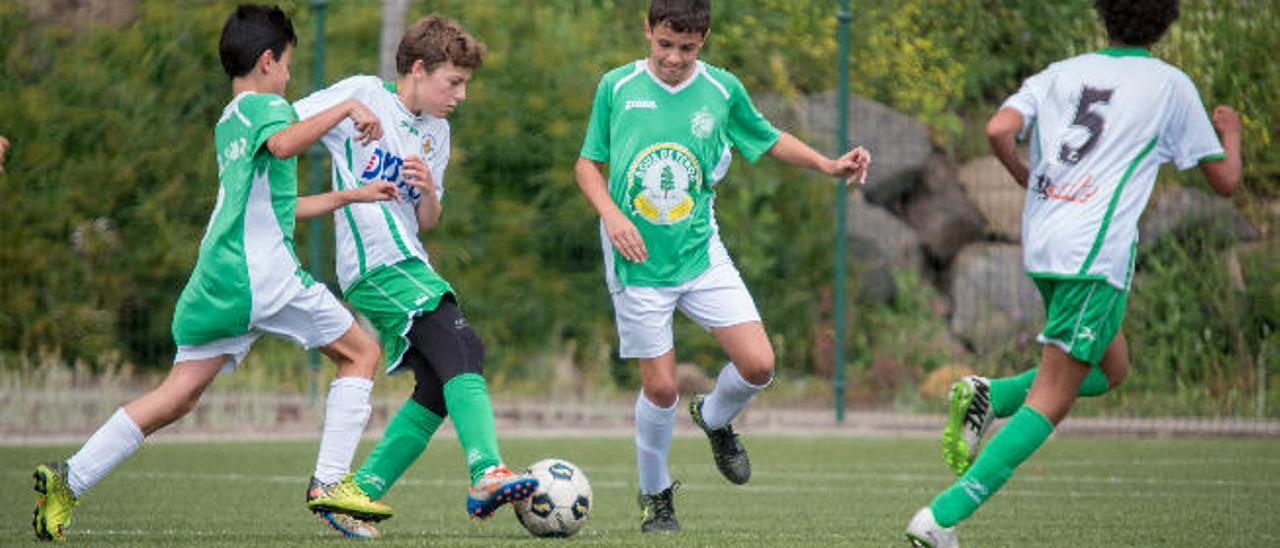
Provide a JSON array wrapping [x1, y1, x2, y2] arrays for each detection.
[[294, 14, 536, 538]]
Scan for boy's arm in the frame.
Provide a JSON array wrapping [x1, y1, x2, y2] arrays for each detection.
[[987, 107, 1029, 188], [766, 132, 870, 185], [296, 181, 398, 220], [402, 156, 443, 231], [266, 99, 381, 159], [575, 157, 647, 263], [0, 135, 9, 174], [1199, 105, 1242, 196]]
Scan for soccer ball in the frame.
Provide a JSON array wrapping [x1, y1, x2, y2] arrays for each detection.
[[513, 458, 592, 537]]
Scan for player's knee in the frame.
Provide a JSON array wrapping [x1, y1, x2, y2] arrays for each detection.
[[338, 332, 381, 379], [642, 382, 678, 408], [738, 351, 775, 386]]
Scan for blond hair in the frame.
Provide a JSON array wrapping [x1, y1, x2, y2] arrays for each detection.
[[396, 14, 485, 75]]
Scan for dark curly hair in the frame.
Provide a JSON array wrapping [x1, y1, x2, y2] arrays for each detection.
[[1094, 0, 1180, 47]]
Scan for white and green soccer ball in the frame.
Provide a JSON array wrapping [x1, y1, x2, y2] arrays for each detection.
[[513, 458, 592, 537]]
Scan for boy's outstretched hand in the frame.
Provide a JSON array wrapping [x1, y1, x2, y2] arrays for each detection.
[[1211, 105, 1241, 139], [353, 180, 399, 203], [835, 146, 871, 186], [0, 135, 9, 174], [349, 102, 383, 145]]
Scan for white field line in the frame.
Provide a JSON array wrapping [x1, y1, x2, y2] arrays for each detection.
[[35, 467, 1275, 496]]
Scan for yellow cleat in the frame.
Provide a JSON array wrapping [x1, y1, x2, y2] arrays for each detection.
[[33, 462, 77, 542], [306, 475, 394, 522]]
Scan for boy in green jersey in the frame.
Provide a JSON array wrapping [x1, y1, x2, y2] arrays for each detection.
[[906, 1, 1242, 546], [293, 15, 537, 538], [32, 5, 401, 541], [575, 0, 870, 533]]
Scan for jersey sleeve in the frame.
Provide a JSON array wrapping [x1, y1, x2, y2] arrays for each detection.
[[1158, 74, 1224, 170], [724, 74, 781, 163], [1002, 68, 1051, 140], [579, 76, 612, 162], [293, 76, 364, 121], [243, 94, 297, 156]]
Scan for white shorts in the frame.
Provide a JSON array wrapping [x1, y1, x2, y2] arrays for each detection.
[[174, 283, 355, 372], [611, 262, 761, 359]]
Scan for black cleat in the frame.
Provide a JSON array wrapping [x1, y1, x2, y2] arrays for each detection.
[[690, 395, 751, 484], [638, 482, 681, 533]]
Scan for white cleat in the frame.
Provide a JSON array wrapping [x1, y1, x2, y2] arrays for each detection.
[[942, 375, 995, 476], [905, 506, 958, 548]]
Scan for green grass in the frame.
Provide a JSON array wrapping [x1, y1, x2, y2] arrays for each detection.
[[3, 435, 1278, 546]]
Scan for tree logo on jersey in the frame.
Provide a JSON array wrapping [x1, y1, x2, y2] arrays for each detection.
[[691, 105, 715, 139], [626, 143, 701, 225]]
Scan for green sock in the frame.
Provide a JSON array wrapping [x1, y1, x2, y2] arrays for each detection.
[[930, 406, 1054, 527], [989, 366, 1111, 418], [443, 373, 502, 484], [354, 399, 443, 500]]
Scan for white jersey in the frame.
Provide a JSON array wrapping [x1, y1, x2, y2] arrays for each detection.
[[294, 76, 450, 292], [1003, 48, 1224, 289]]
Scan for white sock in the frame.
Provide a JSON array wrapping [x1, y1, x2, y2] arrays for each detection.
[[634, 391, 676, 496], [314, 376, 373, 484], [700, 362, 771, 429], [66, 408, 145, 498]]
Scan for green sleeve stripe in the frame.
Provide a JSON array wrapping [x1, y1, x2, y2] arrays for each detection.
[[1198, 152, 1226, 163], [341, 138, 368, 275], [1078, 135, 1158, 275]]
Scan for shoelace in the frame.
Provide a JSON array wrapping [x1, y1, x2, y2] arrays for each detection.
[[963, 383, 990, 430], [709, 426, 741, 456]]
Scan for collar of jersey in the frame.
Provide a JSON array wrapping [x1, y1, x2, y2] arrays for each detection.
[[642, 60, 702, 94], [382, 80, 423, 120], [1097, 47, 1151, 58]]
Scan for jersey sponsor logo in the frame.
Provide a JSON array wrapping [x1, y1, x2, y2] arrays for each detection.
[[217, 136, 248, 175], [625, 99, 657, 110], [399, 119, 421, 137], [361, 147, 421, 202], [691, 105, 715, 139], [1031, 172, 1100, 203], [625, 143, 702, 225]]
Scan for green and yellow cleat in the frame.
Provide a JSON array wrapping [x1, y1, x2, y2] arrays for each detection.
[[306, 475, 394, 522], [33, 461, 77, 542], [941, 376, 994, 476]]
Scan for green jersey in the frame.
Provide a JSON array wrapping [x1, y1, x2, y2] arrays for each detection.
[[580, 60, 781, 289], [172, 92, 315, 346]]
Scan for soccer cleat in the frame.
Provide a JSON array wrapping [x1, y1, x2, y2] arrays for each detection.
[[306, 475, 394, 522], [466, 465, 538, 520], [941, 376, 994, 476], [638, 481, 680, 533], [33, 461, 77, 542], [690, 394, 751, 484], [314, 511, 380, 539], [905, 506, 959, 547]]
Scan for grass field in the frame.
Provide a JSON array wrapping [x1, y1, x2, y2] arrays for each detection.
[[3, 434, 1278, 546]]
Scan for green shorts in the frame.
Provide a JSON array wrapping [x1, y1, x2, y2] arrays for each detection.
[[1032, 277, 1128, 366], [344, 259, 453, 374]]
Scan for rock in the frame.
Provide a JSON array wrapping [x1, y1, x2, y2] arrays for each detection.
[[920, 364, 976, 399], [948, 243, 1044, 354], [957, 156, 1025, 242], [1138, 186, 1258, 251], [904, 178, 985, 264], [847, 188, 924, 273], [675, 363, 715, 396]]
